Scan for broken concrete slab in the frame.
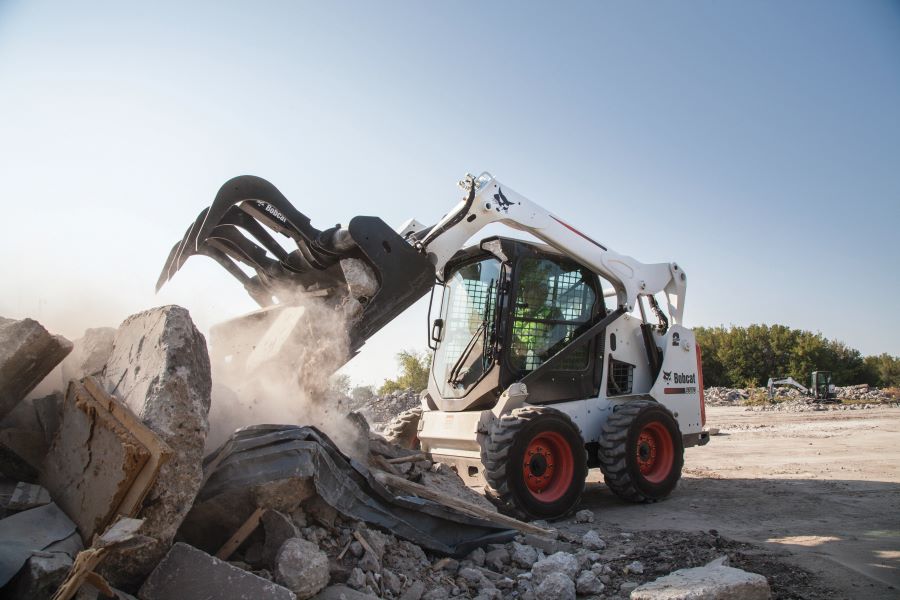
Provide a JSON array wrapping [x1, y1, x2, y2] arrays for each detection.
[[138, 542, 296, 600], [630, 563, 772, 600], [7, 481, 51, 511], [99, 305, 211, 585], [0, 502, 77, 587], [0, 428, 47, 482], [0, 318, 73, 421], [41, 381, 152, 541], [275, 537, 330, 599], [60, 327, 116, 386]]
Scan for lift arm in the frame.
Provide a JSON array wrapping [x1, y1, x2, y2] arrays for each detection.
[[417, 173, 687, 324]]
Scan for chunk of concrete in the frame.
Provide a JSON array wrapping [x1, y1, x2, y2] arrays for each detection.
[[275, 538, 330, 600], [99, 306, 211, 585], [0, 318, 72, 421], [262, 510, 301, 566], [8, 551, 73, 600], [535, 571, 575, 600], [630, 564, 772, 600], [7, 482, 51, 511], [41, 382, 151, 541], [139, 542, 296, 600], [531, 551, 579, 584], [60, 327, 117, 386]]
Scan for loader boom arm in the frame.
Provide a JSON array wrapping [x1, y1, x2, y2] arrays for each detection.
[[418, 174, 687, 324]]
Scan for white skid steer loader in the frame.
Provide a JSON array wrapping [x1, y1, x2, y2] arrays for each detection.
[[158, 172, 709, 519]]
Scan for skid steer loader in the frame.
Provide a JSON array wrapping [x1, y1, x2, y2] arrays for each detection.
[[158, 172, 709, 519]]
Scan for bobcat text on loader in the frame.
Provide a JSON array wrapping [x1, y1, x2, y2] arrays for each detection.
[[158, 172, 709, 519]]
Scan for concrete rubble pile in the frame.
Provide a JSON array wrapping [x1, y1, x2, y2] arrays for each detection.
[[704, 385, 899, 410], [1, 307, 775, 600], [354, 390, 421, 431]]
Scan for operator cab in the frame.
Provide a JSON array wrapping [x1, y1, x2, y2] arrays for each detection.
[[428, 237, 608, 411]]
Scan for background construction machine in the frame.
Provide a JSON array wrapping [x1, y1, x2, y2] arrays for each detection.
[[158, 172, 709, 519], [767, 371, 837, 401]]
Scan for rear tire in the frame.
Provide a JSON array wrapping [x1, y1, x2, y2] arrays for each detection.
[[598, 400, 683, 502], [481, 407, 587, 519], [383, 407, 422, 450]]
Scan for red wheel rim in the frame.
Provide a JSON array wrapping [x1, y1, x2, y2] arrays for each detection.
[[636, 422, 674, 484], [522, 431, 574, 502]]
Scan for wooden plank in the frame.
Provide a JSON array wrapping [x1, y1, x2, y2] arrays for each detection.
[[215, 507, 266, 560], [385, 453, 428, 464], [372, 470, 554, 536]]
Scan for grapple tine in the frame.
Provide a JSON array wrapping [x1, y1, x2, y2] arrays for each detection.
[[206, 225, 279, 274], [156, 207, 210, 291], [220, 207, 289, 262], [197, 176, 323, 253], [197, 245, 275, 307]]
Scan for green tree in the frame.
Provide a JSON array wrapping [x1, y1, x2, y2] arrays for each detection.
[[379, 350, 432, 395], [863, 354, 900, 387]]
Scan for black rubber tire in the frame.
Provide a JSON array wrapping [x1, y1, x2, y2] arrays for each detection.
[[383, 407, 423, 449], [598, 399, 684, 503], [480, 407, 588, 520]]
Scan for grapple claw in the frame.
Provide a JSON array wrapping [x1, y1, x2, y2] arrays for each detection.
[[157, 175, 436, 352]]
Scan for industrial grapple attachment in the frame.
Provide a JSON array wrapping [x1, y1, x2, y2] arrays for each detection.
[[157, 175, 435, 351]]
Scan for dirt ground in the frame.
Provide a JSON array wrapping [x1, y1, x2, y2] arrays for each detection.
[[572, 405, 900, 599]]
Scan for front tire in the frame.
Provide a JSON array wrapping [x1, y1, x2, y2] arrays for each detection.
[[598, 400, 684, 502], [383, 407, 422, 449], [481, 407, 587, 519]]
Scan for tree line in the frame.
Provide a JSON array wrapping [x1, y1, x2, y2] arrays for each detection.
[[694, 324, 899, 389]]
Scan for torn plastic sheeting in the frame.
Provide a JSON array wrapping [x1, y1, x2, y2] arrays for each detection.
[[0, 502, 77, 586], [197, 425, 515, 556]]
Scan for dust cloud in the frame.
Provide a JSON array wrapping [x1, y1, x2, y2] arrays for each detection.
[[205, 292, 368, 459]]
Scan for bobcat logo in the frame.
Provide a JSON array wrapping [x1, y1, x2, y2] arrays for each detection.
[[493, 187, 513, 212], [663, 371, 672, 383]]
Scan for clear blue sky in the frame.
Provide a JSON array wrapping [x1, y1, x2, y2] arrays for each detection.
[[1, 1, 898, 386]]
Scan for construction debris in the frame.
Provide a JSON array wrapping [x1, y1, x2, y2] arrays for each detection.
[[7, 482, 51, 511], [180, 424, 518, 557], [0, 306, 835, 598], [138, 542, 296, 600], [0, 317, 72, 421], [41, 379, 171, 542], [97, 305, 211, 585], [631, 558, 773, 599], [0, 502, 76, 587]]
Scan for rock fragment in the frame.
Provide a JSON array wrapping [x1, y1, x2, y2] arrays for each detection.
[[575, 569, 605, 595], [0, 428, 47, 482], [139, 542, 296, 600], [574, 509, 594, 523], [582, 529, 606, 550], [9, 552, 73, 600], [510, 541, 538, 568], [534, 571, 575, 600], [0, 318, 72, 421], [275, 537, 330, 600], [7, 482, 51, 511], [531, 551, 579, 583], [631, 562, 772, 600]]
